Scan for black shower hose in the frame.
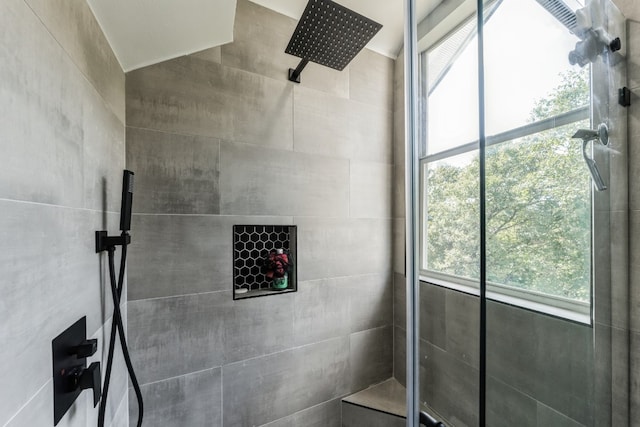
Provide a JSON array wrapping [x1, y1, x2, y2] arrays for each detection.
[[98, 237, 144, 427]]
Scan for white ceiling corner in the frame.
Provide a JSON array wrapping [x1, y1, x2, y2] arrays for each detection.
[[86, 0, 237, 72]]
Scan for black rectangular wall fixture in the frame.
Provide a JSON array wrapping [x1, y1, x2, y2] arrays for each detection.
[[52, 317, 100, 425], [233, 225, 297, 300]]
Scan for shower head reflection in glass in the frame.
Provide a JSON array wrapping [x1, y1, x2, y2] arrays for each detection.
[[573, 123, 609, 191]]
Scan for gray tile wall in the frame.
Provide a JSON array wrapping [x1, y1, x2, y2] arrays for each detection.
[[125, 1, 395, 426], [0, 0, 126, 426], [392, 1, 637, 425]]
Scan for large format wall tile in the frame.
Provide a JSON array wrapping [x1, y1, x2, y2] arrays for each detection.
[[0, 203, 120, 426], [419, 283, 446, 350], [350, 161, 393, 219], [349, 48, 394, 110], [293, 86, 393, 163], [261, 399, 341, 427], [128, 290, 296, 384], [536, 403, 583, 427], [293, 273, 392, 347], [219, 141, 349, 217], [127, 293, 226, 385], [486, 376, 537, 427], [128, 214, 292, 300], [22, 0, 125, 122], [445, 288, 479, 368], [293, 279, 350, 346], [394, 273, 407, 330], [421, 340, 479, 427], [295, 217, 392, 281], [82, 97, 126, 213], [222, 337, 349, 426], [486, 301, 593, 425], [1, 0, 85, 208], [133, 368, 221, 427], [393, 326, 407, 387], [349, 326, 393, 392], [347, 273, 393, 333], [126, 127, 220, 215], [5, 380, 87, 427], [126, 56, 294, 150], [222, 290, 295, 364]]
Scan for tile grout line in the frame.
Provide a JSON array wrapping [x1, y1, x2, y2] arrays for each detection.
[[128, 271, 393, 304], [0, 197, 120, 215]]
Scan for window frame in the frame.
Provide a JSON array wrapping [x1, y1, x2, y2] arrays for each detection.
[[417, 7, 593, 325]]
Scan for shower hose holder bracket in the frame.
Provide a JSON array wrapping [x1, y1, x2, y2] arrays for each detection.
[[95, 230, 130, 253]]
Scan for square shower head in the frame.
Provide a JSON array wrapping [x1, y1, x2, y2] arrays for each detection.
[[285, 0, 383, 72]]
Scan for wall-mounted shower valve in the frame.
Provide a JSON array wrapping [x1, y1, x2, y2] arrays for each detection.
[[53, 317, 102, 425], [68, 362, 102, 406], [73, 339, 98, 358]]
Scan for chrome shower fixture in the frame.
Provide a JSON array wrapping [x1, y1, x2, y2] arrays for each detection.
[[572, 122, 609, 146], [568, 0, 621, 66], [572, 123, 609, 191]]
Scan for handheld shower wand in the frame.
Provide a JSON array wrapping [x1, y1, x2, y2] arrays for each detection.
[[95, 170, 144, 427]]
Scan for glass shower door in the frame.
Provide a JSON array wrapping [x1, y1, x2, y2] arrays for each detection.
[[483, 0, 628, 426], [409, 0, 628, 425]]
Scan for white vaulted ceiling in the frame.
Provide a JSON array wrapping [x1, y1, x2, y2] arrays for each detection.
[[87, 0, 438, 72], [86, 0, 237, 71]]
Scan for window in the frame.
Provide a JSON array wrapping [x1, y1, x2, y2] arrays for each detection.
[[419, 0, 592, 322]]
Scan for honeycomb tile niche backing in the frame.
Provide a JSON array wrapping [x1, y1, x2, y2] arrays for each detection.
[[233, 225, 298, 299]]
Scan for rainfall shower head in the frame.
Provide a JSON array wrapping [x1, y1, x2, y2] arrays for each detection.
[[285, 0, 382, 83]]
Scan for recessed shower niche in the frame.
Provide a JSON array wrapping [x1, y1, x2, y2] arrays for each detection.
[[233, 225, 297, 299]]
